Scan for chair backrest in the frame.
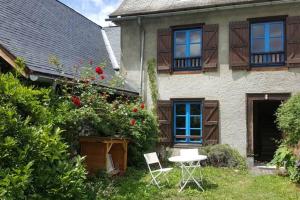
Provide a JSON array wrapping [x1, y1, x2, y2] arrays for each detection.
[[180, 149, 199, 157], [144, 152, 160, 165]]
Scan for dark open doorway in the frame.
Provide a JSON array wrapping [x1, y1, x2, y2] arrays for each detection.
[[253, 100, 281, 162], [247, 93, 290, 163]]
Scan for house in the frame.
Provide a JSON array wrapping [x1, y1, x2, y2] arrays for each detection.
[[0, 0, 137, 95], [109, 0, 300, 164]]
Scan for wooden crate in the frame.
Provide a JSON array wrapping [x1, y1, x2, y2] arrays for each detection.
[[79, 136, 129, 175]]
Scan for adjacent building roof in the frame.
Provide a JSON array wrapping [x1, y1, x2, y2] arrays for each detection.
[[110, 0, 291, 17], [0, 0, 137, 93]]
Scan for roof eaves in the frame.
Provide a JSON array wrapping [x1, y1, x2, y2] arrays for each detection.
[[109, 0, 288, 18]]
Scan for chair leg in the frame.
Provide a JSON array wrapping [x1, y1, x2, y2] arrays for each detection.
[[149, 172, 162, 188]]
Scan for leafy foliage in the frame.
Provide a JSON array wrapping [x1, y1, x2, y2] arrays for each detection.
[[273, 94, 300, 183], [199, 144, 247, 170], [47, 58, 159, 167], [0, 73, 87, 199], [276, 94, 300, 145], [147, 59, 159, 114]]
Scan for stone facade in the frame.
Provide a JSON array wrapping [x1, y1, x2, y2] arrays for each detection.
[[117, 2, 300, 156]]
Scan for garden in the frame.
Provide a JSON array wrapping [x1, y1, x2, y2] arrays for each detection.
[[0, 59, 300, 199]]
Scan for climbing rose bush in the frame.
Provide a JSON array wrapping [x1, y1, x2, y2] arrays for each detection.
[[50, 59, 159, 167]]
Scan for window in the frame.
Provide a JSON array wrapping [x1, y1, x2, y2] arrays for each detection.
[[250, 21, 285, 66], [173, 101, 203, 144], [173, 29, 202, 71]]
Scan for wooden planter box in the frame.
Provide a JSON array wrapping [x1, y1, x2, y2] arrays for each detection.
[[79, 136, 129, 175]]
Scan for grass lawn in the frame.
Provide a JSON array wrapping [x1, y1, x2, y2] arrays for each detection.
[[97, 167, 300, 200]]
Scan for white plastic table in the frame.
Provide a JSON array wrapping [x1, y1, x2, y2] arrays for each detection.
[[169, 155, 207, 192]]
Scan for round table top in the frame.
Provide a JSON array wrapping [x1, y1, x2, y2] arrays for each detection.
[[168, 155, 207, 163]]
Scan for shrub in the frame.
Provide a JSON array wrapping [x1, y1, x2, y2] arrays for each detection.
[[0, 73, 87, 199], [276, 94, 300, 145], [271, 144, 300, 183], [199, 144, 247, 170], [51, 63, 159, 167], [273, 94, 300, 183]]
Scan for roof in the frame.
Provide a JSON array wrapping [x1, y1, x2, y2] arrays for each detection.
[[110, 0, 290, 17], [103, 26, 121, 68], [0, 0, 137, 93]]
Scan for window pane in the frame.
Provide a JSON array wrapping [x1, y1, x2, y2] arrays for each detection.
[[175, 129, 186, 136], [270, 23, 283, 37], [252, 24, 265, 38], [252, 38, 265, 52], [176, 104, 186, 115], [175, 45, 186, 58], [175, 129, 186, 142], [190, 129, 201, 142], [190, 104, 201, 115], [270, 38, 283, 51], [191, 116, 201, 128], [175, 32, 186, 44], [190, 30, 201, 43], [190, 44, 201, 57], [190, 116, 201, 128], [176, 116, 186, 128]]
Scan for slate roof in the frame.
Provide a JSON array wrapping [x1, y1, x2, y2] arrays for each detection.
[[0, 0, 137, 93], [110, 0, 289, 17], [103, 26, 121, 67]]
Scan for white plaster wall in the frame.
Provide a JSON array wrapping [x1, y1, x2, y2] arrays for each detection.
[[119, 2, 300, 156]]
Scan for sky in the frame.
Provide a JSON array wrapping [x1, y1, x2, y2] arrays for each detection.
[[59, 0, 122, 27]]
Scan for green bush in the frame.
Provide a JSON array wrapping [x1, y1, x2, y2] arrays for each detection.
[[199, 144, 247, 170], [0, 73, 87, 199], [53, 75, 158, 167], [276, 94, 300, 145], [271, 145, 300, 183], [273, 94, 300, 183]]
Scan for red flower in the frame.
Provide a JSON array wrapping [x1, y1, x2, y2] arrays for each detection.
[[100, 75, 105, 80], [133, 108, 138, 113], [130, 119, 136, 126], [95, 66, 103, 75], [140, 103, 145, 109], [71, 96, 81, 107]]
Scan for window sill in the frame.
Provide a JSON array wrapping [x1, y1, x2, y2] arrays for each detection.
[[249, 66, 288, 71], [173, 143, 203, 148], [172, 70, 203, 75]]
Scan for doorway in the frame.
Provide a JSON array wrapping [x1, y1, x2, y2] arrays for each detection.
[[253, 100, 281, 162], [247, 94, 290, 162]]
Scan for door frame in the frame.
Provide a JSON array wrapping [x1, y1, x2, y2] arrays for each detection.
[[246, 93, 291, 157]]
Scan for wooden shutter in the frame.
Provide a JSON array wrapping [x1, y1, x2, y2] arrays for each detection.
[[157, 29, 172, 73], [203, 24, 219, 71], [203, 100, 219, 145], [287, 16, 300, 67], [157, 100, 172, 144], [229, 21, 250, 70]]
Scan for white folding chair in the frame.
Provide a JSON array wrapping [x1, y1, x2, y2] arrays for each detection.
[[144, 152, 173, 188]]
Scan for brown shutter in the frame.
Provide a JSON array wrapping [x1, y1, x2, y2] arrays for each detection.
[[203, 100, 219, 145], [157, 29, 172, 73], [229, 21, 250, 70], [203, 24, 219, 72], [287, 16, 300, 67], [157, 100, 172, 144]]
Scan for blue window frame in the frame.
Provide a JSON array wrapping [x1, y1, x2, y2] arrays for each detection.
[[173, 29, 202, 71], [250, 21, 285, 66], [173, 102, 203, 144]]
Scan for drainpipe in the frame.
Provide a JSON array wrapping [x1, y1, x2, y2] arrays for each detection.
[[138, 17, 145, 98]]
